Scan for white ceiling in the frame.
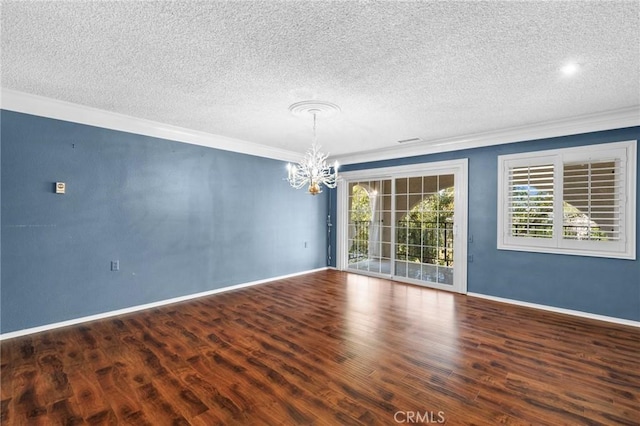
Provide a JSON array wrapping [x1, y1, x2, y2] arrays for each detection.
[[1, 1, 639, 163]]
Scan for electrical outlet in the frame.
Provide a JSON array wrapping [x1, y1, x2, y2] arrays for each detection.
[[111, 260, 119, 271], [468, 254, 473, 263], [304, 241, 308, 248]]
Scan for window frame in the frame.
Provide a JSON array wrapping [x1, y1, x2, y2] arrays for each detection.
[[497, 140, 637, 260]]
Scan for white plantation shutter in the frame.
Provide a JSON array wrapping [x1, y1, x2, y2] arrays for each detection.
[[563, 160, 622, 242], [498, 140, 636, 260], [508, 164, 554, 238]]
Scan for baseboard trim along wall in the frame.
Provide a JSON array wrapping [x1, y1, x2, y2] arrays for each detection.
[[0, 267, 328, 341], [467, 292, 640, 328], [3, 270, 636, 340]]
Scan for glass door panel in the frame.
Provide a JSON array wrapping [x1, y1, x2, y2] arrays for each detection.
[[347, 179, 393, 276], [395, 173, 455, 286]]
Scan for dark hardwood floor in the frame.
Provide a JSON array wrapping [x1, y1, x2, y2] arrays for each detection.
[[1, 270, 639, 425]]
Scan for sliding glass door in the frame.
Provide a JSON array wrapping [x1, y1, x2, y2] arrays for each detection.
[[338, 160, 467, 293]]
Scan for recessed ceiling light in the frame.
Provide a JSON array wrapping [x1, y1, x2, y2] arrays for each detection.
[[561, 62, 580, 76]]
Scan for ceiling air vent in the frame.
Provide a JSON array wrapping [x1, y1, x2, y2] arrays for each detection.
[[397, 137, 422, 144]]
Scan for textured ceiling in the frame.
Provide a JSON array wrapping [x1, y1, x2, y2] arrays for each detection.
[[1, 1, 639, 159]]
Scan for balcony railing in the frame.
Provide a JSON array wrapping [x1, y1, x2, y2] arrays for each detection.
[[349, 220, 454, 266]]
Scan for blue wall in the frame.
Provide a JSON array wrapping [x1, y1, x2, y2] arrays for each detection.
[[1, 110, 328, 333], [332, 127, 640, 321], [2, 109, 637, 333]]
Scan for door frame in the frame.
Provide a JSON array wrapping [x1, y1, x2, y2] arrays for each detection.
[[336, 159, 468, 294]]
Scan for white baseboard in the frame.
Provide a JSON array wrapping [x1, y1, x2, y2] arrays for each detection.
[[0, 267, 328, 340], [467, 292, 640, 328]]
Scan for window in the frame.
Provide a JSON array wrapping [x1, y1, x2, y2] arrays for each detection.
[[498, 140, 636, 259]]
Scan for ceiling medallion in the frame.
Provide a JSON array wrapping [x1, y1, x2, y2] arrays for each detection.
[[286, 101, 340, 195]]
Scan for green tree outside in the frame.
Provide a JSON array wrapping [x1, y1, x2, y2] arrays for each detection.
[[510, 187, 607, 240], [396, 187, 454, 266], [349, 186, 455, 266], [349, 185, 372, 262]]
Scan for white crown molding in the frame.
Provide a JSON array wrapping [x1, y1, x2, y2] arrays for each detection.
[[0, 88, 302, 163], [0, 267, 328, 340], [333, 106, 640, 165], [467, 292, 640, 328], [3, 89, 638, 166]]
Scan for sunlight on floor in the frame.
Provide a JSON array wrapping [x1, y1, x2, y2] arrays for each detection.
[[344, 273, 460, 370]]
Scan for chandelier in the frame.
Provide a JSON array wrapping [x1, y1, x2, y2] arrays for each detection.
[[286, 101, 340, 195]]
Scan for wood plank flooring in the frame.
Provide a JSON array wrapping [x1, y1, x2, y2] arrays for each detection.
[[1, 270, 639, 425]]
